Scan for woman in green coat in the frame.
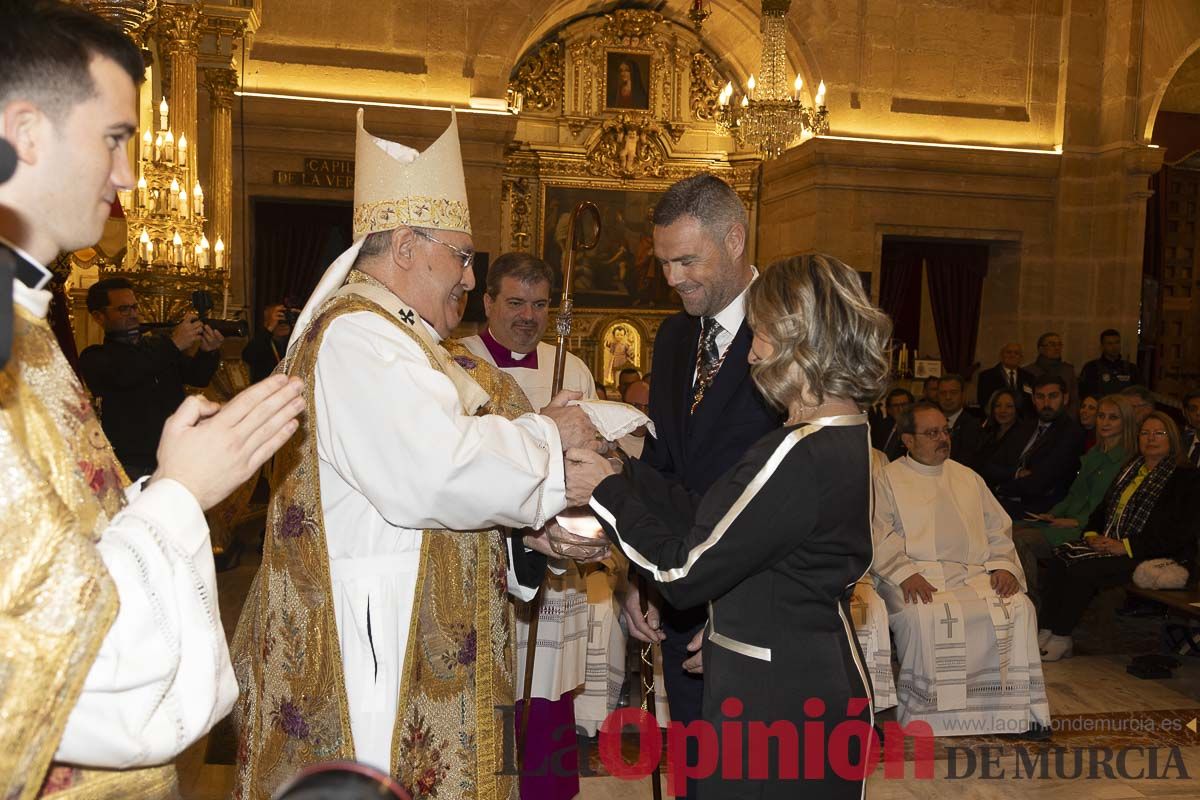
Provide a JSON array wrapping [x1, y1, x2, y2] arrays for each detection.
[[1012, 394, 1137, 606]]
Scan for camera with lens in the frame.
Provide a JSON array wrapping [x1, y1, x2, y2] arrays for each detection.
[[281, 296, 302, 328], [142, 291, 249, 338]]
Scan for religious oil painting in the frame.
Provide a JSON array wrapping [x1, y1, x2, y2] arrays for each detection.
[[605, 52, 651, 110], [541, 184, 679, 309], [601, 320, 642, 389]]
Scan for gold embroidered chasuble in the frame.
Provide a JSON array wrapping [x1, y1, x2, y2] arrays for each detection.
[[232, 272, 530, 800], [0, 304, 177, 800]]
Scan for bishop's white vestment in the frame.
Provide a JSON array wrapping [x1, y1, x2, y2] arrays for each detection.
[[310, 307, 567, 773], [872, 456, 1050, 736]]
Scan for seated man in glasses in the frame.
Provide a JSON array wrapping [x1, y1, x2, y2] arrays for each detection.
[[871, 401, 1051, 738]]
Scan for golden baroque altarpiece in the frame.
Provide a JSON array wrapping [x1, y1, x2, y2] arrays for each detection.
[[503, 10, 759, 388]]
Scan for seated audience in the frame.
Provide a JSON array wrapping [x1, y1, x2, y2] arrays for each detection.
[[1025, 331, 1079, 413], [1183, 390, 1200, 467], [991, 374, 1085, 517], [1038, 412, 1200, 661], [938, 373, 985, 468], [1012, 395, 1136, 606], [872, 387, 914, 461], [921, 375, 940, 403], [1078, 328, 1136, 400], [1078, 394, 1100, 451], [977, 343, 1034, 415], [871, 401, 1049, 736], [1121, 384, 1155, 424], [975, 388, 1022, 480]]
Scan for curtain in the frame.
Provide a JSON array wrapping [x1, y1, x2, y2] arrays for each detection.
[[252, 200, 352, 321], [878, 239, 923, 351], [925, 242, 989, 379]]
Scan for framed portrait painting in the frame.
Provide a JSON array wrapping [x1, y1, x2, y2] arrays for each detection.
[[605, 52, 651, 111], [541, 184, 680, 310]]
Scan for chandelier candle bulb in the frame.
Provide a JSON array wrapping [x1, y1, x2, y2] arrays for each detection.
[[159, 96, 168, 131], [179, 189, 188, 219], [140, 130, 152, 161], [164, 130, 175, 164], [136, 176, 147, 209], [794, 74, 803, 100], [200, 235, 210, 269], [214, 236, 225, 271], [747, 73, 756, 98], [168, 178, 180, 212], [741, 95, 749, 108], [193, 182, 204, 218], [178, 134, 187, 168], [140, 229, 151, 263], [153, 133, 163, 162], [172, 231, 183, 266], [816, 80, 826, 106]]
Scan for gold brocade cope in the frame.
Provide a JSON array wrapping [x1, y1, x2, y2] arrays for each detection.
[[0, 305, 176, 800], [231, 280, 530, 800]]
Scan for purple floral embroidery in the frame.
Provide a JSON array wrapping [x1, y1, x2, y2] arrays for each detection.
[[457, 628, 477, 666], [279, 503, 305, 539], [453, 355, 477, 370], [275, 699, 310, 739]]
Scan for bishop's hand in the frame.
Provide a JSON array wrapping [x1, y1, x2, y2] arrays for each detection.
[[541, 390, 604, 452]]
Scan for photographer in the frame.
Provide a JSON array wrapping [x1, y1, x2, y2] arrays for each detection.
[[79, 277, 224, 478], [242, 301, 296, 382]]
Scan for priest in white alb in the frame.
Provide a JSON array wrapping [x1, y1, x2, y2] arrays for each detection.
[[231, 110, 601, 800], [461, 252, 619, 800], [871, 401, 1050, 736], [850, 449, 898, 712]]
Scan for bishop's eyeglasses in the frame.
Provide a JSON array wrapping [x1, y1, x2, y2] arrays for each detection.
[[413, 228, 475, 271]]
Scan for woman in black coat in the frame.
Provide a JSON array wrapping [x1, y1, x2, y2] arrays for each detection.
[[1038, 411, 1200, 661], [565, 254, 892, 800]]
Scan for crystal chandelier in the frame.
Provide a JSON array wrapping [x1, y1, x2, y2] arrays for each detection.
[[714, 0, 829, 159], [116, 97, 225, 274]]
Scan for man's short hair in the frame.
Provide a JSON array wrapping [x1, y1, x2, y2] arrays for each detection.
[[618, 367, 641, 381], [86, 277, 132, 313], [1100, 328, 1120, 341], [0, 1, 145, 123], [1183, 389, 1200, 407], [652, 174, 748, 240], [923, 375, 940, 388], [1121, 385, 1154, 403], [1033, 373, 1067, 393], [939, 373, 965, 391], [896, 400, 943, 436], [1037, 331, 1060, 348], [486, 252, 554, 297], [886, 387, 914, 405]]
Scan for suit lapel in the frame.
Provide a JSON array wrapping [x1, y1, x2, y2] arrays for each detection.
[[686, 321, 753, 452], [665, 315, 700, 460]]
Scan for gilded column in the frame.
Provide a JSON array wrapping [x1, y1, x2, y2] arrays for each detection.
[[156, 2, 202, 190], [203, 68, 237, 250]]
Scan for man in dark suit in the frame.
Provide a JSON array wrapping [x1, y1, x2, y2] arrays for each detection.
[[873, 387, 914, 461], [615, 174, 779, 800], [938, 373, 985, 469], [1183, 390, 1200, 467], [993, 374, 1084, 517], [977, 342, 1035, 416]]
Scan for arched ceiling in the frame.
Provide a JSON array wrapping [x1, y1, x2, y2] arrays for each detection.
[[1160, 47, 1200, 116], [242, 0, 835, 106]]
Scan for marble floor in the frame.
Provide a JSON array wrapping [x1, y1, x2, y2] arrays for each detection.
[[179, 538, 1200, 799]]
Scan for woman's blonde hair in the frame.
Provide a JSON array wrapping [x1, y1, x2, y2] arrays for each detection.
[[746, 253, 892, 410], [1138, 410, 1185, 465], [1097, 394, 1138, 457]]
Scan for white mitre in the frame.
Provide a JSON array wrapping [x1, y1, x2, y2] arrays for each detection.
[[290, 109, 471, 348]]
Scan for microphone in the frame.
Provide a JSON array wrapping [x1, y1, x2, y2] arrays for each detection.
[[0, 137, 15, 184]]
